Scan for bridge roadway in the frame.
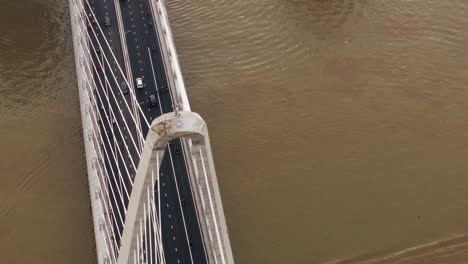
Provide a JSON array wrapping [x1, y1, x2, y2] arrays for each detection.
[[85, 0, 208, 262]]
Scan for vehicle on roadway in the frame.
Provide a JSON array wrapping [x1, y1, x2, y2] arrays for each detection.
[[149, 95, 157, 107], [121, 81, 128, 94], [104, 16, 111, 27], [136, 78, 144, 89], [89, 13, 97, 24]]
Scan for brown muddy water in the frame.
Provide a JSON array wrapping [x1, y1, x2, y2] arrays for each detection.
[[1, 0, 468, 263]]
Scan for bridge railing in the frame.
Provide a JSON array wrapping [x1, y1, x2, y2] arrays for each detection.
[[70, 0, 118, 263]]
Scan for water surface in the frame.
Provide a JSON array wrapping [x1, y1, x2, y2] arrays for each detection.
[[1, 0, 468, 263], [165, 0, 468, 263], [0, 0, 96, 263]]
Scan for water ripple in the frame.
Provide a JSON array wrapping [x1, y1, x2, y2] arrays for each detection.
[[165, 1, 468, 263], [0, 0, 72, 113]]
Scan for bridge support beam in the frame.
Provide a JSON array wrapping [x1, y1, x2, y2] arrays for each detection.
[[117, 111, 234, 264]]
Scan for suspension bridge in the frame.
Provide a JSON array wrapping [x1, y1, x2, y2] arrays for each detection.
[[68, 0, 234, 263]]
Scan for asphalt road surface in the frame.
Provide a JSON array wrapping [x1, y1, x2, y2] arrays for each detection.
[[83, 0, 207, 263]]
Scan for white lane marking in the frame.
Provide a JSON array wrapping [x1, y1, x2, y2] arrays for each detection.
[[147, 47, 160, 96], [148, 46, 195, 261]]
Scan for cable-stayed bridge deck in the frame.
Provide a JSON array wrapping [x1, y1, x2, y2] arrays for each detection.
[[68, 0, 234, 263]]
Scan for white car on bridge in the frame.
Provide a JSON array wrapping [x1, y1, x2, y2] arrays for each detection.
[[136, 77, 143, 89]]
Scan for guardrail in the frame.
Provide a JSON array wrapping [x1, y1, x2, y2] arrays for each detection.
[[149, 0, 191, 112], [69, 0, 113, 263]]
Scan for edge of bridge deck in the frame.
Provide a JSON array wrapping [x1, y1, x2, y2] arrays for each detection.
[[69, 1, 110, 263]]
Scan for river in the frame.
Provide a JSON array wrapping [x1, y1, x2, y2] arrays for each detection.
[[1, 0, 467, 263]]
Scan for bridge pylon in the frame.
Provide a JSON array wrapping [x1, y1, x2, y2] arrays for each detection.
[[117, 111, 234, 264]]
